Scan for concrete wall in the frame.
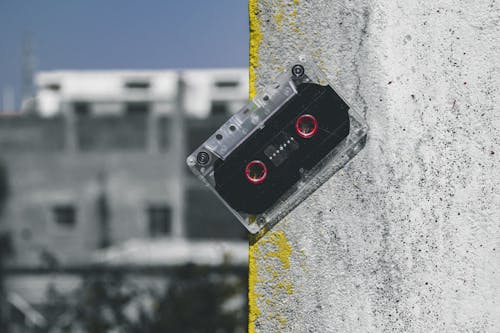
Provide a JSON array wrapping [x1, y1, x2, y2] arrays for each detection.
[[248, 0, 499, 332]]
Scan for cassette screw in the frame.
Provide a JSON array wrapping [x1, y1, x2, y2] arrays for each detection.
[[196, 151, 210, 165], [292, 64, 305, 78]]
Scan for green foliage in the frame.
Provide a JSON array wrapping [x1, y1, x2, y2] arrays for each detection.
[[150, 265, 247, 333], [46, 266, 247, 333]]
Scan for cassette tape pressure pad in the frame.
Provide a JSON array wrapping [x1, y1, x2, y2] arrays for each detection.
[[187, 56, 368, 233]]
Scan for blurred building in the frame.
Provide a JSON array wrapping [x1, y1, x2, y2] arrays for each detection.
[[0, 68, 249, 268], [36, 69, 248, 118]]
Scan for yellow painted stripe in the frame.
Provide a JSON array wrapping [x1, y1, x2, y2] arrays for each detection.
[[249, 0, 262, 100], [248, 1, 263, 331], [248, 235, 261, 333], [249, 228, 294, 332], [248, 1, 300, 331]]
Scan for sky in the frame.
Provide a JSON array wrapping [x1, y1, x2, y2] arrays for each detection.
[[0, 0, 249, 111]]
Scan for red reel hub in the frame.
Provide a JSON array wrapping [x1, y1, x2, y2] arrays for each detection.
[[245, 160, 268, 184], [295, 114, 318, 139]]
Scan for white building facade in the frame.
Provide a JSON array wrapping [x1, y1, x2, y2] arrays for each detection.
[[35, 69, 249, 118]]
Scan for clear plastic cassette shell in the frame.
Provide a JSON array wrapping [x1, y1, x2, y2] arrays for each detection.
[[187, 56, 368, 233]]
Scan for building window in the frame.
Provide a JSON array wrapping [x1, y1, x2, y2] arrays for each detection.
[[147, 204, 172, 237], [215, 80, 239, 88], [210, 101, 229, 116], [73, 101, 90, 116], [125, 81, 150, 90], [53, 205, 77, 228], [125, 102, 150, 115], [44, 83, 61, 91]]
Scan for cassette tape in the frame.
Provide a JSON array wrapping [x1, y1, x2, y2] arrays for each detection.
[[187, 56, 368, 233]]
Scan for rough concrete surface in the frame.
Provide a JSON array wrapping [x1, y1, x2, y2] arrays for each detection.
[[248, 0, 499, 332]]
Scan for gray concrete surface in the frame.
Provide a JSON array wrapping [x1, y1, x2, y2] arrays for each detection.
[[249, 0, 499, 332]]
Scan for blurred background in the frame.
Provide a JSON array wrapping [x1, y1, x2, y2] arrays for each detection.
[[0, 1, 249, 332]]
